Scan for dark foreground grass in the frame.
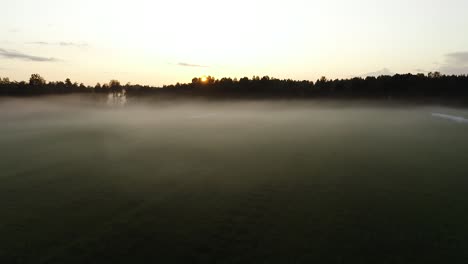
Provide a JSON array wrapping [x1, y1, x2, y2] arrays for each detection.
[[1, 98, 468, 263]]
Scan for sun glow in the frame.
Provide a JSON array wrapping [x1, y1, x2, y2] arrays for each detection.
[[201, 76, 208, 83]]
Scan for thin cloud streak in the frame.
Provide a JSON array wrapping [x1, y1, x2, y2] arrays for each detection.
[[413, 68, 429, 73], [438, 52, 468, 75], [177, 62, 208, 68], [361, 68, 394, 77], [59, 42, 88, 47], [28, 41, 89, 48], [0, 48, 59, 62], [445, 52, 468, 64]]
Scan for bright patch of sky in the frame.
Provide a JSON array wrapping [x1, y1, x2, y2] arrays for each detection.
[[1, 0, 468, 85]]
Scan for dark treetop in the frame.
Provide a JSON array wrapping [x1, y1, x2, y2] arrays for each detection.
[[1, 73, 468, 103]]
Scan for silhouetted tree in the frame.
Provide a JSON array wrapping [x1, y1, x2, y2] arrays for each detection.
[[29, 74, 46, 86], [1, 72, 468, 103], [428, 72, 441, 78], [109, 80, 121, 94], [0, 77, 9, 84]]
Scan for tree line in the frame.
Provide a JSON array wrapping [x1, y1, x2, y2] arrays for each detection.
[[1, 73, 468, 101]]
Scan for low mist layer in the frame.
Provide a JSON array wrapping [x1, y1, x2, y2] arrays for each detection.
[[1, 96, 468, 263]]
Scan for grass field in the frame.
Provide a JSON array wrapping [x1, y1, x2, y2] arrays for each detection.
[[1, 96, 468, 263]]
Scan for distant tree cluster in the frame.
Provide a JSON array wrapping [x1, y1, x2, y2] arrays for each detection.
[[1, 73, 468, 102], [0, 74, 92, 95]]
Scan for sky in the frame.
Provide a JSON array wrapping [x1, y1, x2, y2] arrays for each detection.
[[1, 0, 468, 86]]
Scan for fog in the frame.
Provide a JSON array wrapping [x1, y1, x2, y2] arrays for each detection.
[[1, 95, 468, 263]]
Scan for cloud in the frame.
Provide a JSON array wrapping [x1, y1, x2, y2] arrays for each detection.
[[28, 41, 89, 48], [438, 52, 468, 75], [445, 52, 468, 64], [29, 41, 50, 45], [0, 48, 59, 62], [177, 62, 208, 68], [413, 68, 429, 73], [438, 65, 468, 75], [58, 42, 88, 48], [361, 68, 394, 77]]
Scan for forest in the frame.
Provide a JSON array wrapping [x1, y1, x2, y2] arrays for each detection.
[[1, 72, 468, 101]]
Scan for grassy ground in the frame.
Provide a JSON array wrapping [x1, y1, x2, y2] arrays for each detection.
[[1, 98, 468, 263]]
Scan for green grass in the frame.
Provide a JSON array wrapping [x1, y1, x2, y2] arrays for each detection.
[[1, 98, 468, 263]]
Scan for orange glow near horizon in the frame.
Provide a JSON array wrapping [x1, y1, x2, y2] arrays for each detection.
[[201, 76, 208, 83]]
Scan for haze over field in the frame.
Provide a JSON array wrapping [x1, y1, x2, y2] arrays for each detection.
[[2, 97, 468, 262]]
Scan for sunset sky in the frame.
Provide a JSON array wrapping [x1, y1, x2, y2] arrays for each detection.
[[1, 0, 468, 86]]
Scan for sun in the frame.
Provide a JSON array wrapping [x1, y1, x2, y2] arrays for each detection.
[[201, 76, 208, 83]]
